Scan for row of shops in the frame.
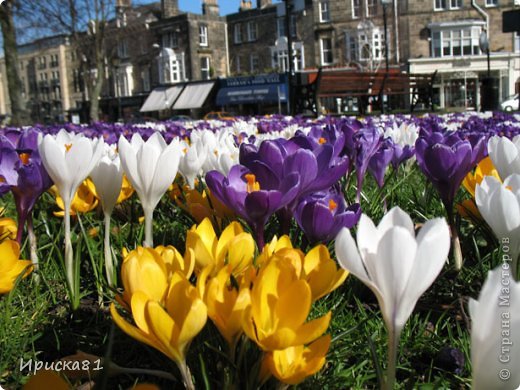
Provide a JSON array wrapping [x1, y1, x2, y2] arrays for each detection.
[[102, 55, 519, 120]]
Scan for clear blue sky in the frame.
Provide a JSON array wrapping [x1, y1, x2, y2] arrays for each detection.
[[178, 0, 280, 15]]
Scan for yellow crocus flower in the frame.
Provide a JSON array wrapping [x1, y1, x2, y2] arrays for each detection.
[[111, 272, 207, 388], [302, 245, 349, 302], [0, 239, 32, 294], [0, 217, 17, 241], [242, 259, 331, 351], [462, 156, 501, 198], [52, 180, 98, 216], [185, 218, 255, 274], [262, 335, 331, 385], [202, 265, 251, 350]]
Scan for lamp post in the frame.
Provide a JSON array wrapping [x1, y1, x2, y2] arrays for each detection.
[[284, 0, 294, 115], [478, 31, 498, 111], [381, 0, 391, 72], [479, 31, 490, 78]]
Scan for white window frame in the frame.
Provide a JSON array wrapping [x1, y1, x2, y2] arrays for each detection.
[[270, 38, 305, 72], [277, 18, 285, 38], [250, 53, 259, 72], [319, 1, 331, 23], [247, 21, 257, 42], [434, 0, 447, 10], [450, 0, 462, 9], [158, 49, 186, 84], [118, 39, 129, 58], [199, 24, 208, 46], [352, 0, 360, 18], [430, 23, 483, 58], [485, 0, 497, 6], [234, 23, 243, 43], [201, 57, 211, 80], [162, 31, 178, 49], [366, 0, 377, 17], [320, 38, 333, 66]]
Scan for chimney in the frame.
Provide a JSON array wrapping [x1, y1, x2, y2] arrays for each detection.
[[203, 0, 220, 16], [257, 0, 271, 8], [161, 0, 179, 18], [240, 1, 253, 11]]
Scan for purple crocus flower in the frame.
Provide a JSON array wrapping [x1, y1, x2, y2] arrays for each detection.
[[415, 130, 486, 210], [391, 142, 415, 169], [295, 189, 361, 244], [368, 138, 394, 188], [0, 129, 53, 244], [205, 164, 299, 249], [354, 128, 382, 201], [415, 129, 486, 270]]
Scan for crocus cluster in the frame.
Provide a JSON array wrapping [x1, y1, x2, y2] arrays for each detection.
[[112, 217, 347, 387]]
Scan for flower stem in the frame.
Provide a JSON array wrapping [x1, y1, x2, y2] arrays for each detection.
[[254, 224, 265, 251], [144, 207, 153, 248], [104, 212, 114, 287], [177, 360, 195, 390], [447, 208, 462, 270], [27, 215, 39, 282], [384, 326, 400, 390], [63, 199, 77, 310]]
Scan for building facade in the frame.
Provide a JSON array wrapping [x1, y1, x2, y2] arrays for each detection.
[[0, 0, 518, 120]]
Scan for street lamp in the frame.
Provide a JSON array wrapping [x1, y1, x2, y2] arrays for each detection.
[[381, 0, 391, 72], [479, 31, 490, 78], [478, 30, 498, 111]]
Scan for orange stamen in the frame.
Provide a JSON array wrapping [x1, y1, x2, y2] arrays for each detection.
[[19, 153, 30, 165], [245, 173, 260, 193], [65, 143, 73, 152], [318, 137, 327, 144], [328, 199, 338, 212]]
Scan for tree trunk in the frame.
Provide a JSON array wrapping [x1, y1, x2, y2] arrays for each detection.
[[0, 0, 29, 125]]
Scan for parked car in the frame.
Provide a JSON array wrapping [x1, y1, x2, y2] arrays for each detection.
[[168, 115, 193, 122], [500, 94, 519, 111], [203, 111, 235, 121]]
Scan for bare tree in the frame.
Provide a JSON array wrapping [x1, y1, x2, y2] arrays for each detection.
[[0, 0, 29, 125], [17, 0, 115, 122]]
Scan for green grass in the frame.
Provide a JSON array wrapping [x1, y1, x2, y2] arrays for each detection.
[[0, 166, 500, 389]]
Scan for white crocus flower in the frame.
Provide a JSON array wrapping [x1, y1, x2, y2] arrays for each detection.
[[469, 267, 520, 390], [488, 135, 520, 179], [476, 174, 520, 279], [118, 132, 182, 247], [90, 144, 123, 287], [335, 207, 450, 390], [179, 137, 207, 188], [38, 129, 104, 307]]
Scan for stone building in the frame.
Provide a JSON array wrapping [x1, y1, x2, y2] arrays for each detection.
[[0, 35, 83, 123]]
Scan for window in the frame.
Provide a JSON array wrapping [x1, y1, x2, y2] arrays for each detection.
[[199, 24, 208, 46], [201, 57, 211, 80], [236, 56, 241, 73], [345, 27, 384, 63], [434, 0, 447, 10], [430, 23, 483, 57], [158, 49, 186, 84], [162, 31, 178, 48], [320, 38, 333, 65], [515, 31, 520, 54], [234, 23, 242, 44], [247, 22, 257, 42], [50, 54, 59, 68], [277, 18, 285, 38], [352, 0, 360, 18], [38, 56, 47, 70], [485, 0, 497, 6], [450, 0, 462, 8], [319, 1, 330, 22], [141, 68, 150, 92], [118, 39, 129, 58], [270, 38, 305, 72], [73, 69, 81, 93], [366, 0, 377, 17], [250, 54, 259, 73]]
